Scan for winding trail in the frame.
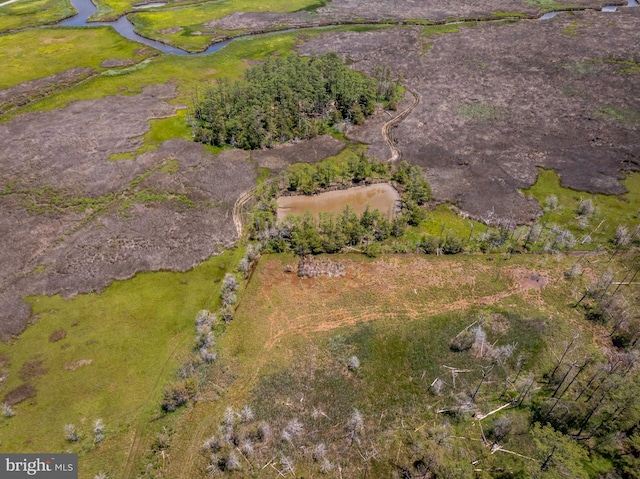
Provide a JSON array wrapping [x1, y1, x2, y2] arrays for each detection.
[[232, 185, 259, 238], [382, 88, 420, 162]]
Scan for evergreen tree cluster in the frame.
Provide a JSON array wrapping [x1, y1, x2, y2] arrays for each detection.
[[189, 53, 393, 149], [283, 150, 391, 195]]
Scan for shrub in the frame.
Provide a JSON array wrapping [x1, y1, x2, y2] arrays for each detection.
[[64, 424, 78, 442], [282, 418, 304, 442], [93, 418, 105, 443], [161, 381, 196, 412], [442, 236, 463, 254], [576, 198, 595, 217], [544, 194, 558, 211], [347, 355, 360, 371], [614, 225, 630, 246], [2, 402, 15, 417], [450, 330, 473, 351]]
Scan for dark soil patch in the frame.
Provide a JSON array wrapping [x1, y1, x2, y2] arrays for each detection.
[[0, 353, 9, 367], [299, 9, 640, 223], [3, 383, 36, 406], [0, 86, 257, 339], [99, 58, 136, 68], [0, 67, 96, 114], [49, 329, 67, 342], [18, 359, 47, 380], [250, 135, 346, 171]]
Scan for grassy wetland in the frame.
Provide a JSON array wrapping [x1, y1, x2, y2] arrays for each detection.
[[0, 0, 638, 477]]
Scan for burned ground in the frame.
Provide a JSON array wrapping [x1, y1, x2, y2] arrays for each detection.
[[0, 86, 257, 338], [299, 8, 640, 222]]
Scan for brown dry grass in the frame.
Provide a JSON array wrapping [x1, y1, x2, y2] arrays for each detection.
[[48, 329, 67, 342], [18, 359, 47, 380], [236, 255, 562, 362]]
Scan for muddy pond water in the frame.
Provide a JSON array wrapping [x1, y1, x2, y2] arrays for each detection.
[[276, 183, 401, 222]]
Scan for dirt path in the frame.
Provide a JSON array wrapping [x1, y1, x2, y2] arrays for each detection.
[[232, 186, 256, 238], [382, 88, 420, 162]]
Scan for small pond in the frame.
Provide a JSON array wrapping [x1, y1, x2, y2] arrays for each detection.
[[276, 183, 401, 222]]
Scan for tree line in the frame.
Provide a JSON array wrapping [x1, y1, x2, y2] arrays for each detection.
[[189, 52, 400, 150]]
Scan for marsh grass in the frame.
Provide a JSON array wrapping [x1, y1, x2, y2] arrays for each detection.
[[593, 105, 640, 126], [0, 248, 243, 478], [455, 102, 503, 121], [128, 0, 324, 51], [0, 27, 154, 90], [523, 169, 640, 248], [0, 0, 74, 32]]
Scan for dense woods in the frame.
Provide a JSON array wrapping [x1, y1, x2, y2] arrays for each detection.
[[189, 53, 400, 149]]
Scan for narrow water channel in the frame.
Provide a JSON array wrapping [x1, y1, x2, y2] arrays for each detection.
[[59, 0, 230, 55]]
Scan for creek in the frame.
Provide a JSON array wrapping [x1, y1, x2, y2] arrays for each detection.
[[59, 0, 230, 55]]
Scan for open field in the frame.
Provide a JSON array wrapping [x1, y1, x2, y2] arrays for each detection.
[[299, 8, 640, 223], [153, 252, 638, 478]]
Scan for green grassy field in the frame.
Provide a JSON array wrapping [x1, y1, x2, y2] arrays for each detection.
[[0, 27, 156, 89], [0, 248, 243, 478], [0, 0, 74, 32]]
